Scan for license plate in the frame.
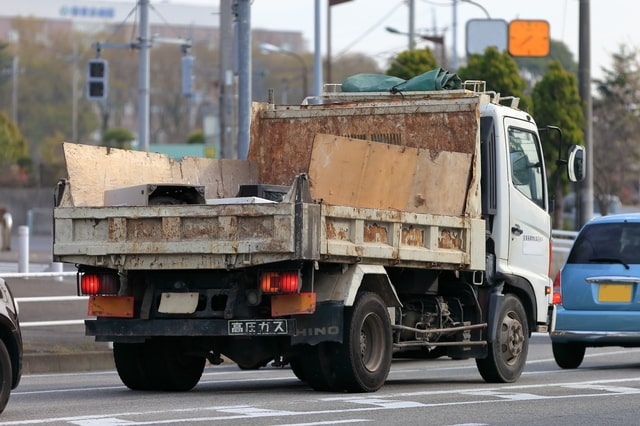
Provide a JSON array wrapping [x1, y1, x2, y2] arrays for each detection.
[[598, 284, 633, 303], [228, 319, 289, 335], [158, 292, 198, 314]]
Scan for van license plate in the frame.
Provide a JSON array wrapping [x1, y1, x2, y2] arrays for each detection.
[[598, 284, 632, 303], [228, 319, 289, 335]]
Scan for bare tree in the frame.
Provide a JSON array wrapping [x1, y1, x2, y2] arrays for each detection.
[[593, 45, 640, 208]]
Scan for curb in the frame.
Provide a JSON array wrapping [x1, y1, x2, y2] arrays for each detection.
[[23, 351, 115, 375]]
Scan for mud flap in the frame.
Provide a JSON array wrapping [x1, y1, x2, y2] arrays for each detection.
[[486, 292, 505, 343], [291, 301, 344, 345]]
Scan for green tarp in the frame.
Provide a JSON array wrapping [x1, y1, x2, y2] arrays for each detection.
[[341, 68, 462, 93]]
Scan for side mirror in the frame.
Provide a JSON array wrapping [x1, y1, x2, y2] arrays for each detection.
[[567, 144, 585, 182]]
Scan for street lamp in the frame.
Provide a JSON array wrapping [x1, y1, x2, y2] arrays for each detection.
[[385, 27, 447, 67], [459, 0, 490, 18], [259, 43, 308, 100]]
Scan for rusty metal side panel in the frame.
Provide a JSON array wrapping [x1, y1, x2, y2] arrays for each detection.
[[320, 204, 481, 270], [249, 96, 480, 191], [53, 204, 298, 269]]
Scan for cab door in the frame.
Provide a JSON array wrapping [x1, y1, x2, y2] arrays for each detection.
[[505, 119, 551, 282]]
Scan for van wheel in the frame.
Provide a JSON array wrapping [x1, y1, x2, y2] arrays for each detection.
[[334, 292, 392, 392], [476, 294, 529, 383], [552, 342, 585, 369]]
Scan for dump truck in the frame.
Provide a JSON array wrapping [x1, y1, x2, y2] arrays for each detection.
[[53, 82, 584, 393]]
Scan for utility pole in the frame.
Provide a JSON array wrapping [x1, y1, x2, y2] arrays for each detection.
[[236, 0, 251, 159], [451, 0, 458, 70], [408, 0, 415, 50], [577, 0, 593, 228], [219, 0, 237, 158], [11, 56, 18, 125], [138, 0, 151, 152], [313, 0, 322, 96], [71, 42, 79, 141]]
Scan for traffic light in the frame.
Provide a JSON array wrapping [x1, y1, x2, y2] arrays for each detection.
[[86, 59, 108, 101], [181, 55, 194, 97]]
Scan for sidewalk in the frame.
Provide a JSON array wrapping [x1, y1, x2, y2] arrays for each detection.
[[0, 234, 115, 374]]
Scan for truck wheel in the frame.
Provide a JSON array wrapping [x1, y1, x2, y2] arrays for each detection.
[[552, 342, 585, 369], [295, 343, 342, 391], [113, 342, 155, 390], [476, 294, 529, 383], [289, 356, 305, 381], [0, 340, 13, 414], [148, 338, 205, 391], [334, 291, 392, 392]]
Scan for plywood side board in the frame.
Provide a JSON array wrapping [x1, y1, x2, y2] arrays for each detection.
[[307, 134, 474, 216], [61, 143, 258, 207]]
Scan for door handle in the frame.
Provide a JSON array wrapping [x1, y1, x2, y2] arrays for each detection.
[[511, 224, 523, 236]]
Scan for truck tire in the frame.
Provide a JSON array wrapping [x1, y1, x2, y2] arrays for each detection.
[[552, 342, 585, 369], [476, 294, 529, 383], [289, 356, 306, 381], [0, 340, 13, 414], [147, 338, 205, 391], [115, 338, 205, 391], [293, 343, 341, 391], [114, 342, 155, 390], [334, 291, 392, 392]]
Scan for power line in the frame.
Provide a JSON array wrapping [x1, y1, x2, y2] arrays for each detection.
[[335, 1, 405, 58]]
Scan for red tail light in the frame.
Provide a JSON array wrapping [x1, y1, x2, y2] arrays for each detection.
[[552, 270, 562, 305], [81, 273, 119, 295], [260, 271, 299, 294]]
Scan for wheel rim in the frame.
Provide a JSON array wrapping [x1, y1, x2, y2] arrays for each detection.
[[360, 312, 385, 372], [499, 311, 525, 366]]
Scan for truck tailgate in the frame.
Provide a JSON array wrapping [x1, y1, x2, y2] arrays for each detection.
[[53, 202, 315, 270]]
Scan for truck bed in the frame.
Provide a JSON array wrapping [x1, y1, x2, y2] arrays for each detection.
[[53, 90, 488, 272], [53, 178, 484, 271]]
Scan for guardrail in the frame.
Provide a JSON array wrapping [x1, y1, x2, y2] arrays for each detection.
[[15, 295, 88, 328], [551, 229, 578, 251]]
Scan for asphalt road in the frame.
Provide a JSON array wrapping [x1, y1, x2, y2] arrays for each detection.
[[4, 335, 640, 425]]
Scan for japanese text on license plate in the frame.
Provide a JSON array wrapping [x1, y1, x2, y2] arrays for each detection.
[[228, 319, 289, 335]]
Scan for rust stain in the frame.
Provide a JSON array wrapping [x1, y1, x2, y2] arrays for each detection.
[[438, 228, 462, 249], [402, 227, 424, 247], [325, 221, 349, 241], [238, 217, 274, 239], [364, 223, 388, 244], [108, 217, 126, 242], [125, 219, 162, 241]]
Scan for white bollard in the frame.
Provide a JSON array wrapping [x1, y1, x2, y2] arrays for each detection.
[[17, 226, 29, 274], [51, 262, 64, 282]]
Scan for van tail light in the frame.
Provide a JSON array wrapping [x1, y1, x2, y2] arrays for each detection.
[[552, 270, 562, 305], [260, 271, 299, 294], [80, 273, 120, 295]]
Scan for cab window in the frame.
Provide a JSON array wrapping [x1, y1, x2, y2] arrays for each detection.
[[508, 127, 545, 208]]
